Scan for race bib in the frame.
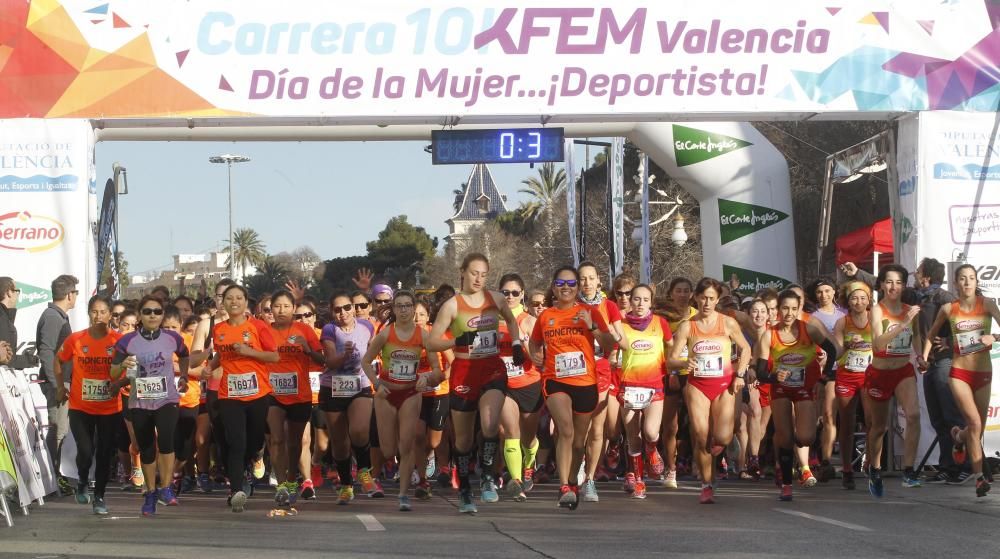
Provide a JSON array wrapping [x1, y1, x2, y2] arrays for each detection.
[[227, 372, 260, 398], [331, 375, 361, 397], [955, 329, 986, 356], [135, 376, 168, 400], [622, 386, 654, 410], [780, 366, 806, 388], [269, 372, 299, 396], [693, 354, 724, 378], [843, 350, 871, 373], [886, 325, 912, 356], [309, 371, 322, 394], [502, 356, 525, 378], [388, 359, 418, 382], [555, 351, 587, 378], [470, 330, 499, 356], [81, 378, 112, 402]]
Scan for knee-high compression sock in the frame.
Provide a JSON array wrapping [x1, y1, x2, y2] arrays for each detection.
[[352, 444, 372, 472], [504, 439, 523, 481], [778, 447, 794, 485], [336, 458, 354, 486], [455, 449, 473, 491], [522, 439, 539, 471], [481, 437, 499, 481]]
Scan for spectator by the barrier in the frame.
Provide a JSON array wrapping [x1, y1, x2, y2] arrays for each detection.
[[36, 274, 79, 496], [0, 277, 40, 370]]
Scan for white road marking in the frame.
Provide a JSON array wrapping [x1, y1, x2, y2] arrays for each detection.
[[773, 508, 873, 531], [356, 513, 386, 531]]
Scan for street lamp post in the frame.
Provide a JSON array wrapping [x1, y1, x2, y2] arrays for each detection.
[[209, 154, 251, 279]]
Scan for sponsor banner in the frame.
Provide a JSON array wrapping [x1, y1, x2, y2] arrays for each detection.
[[718, 198, 789, 244], [723, 264, 792, 293], [0, 368, 56, 507], [0, 2, 998, 118], [899, 111, 1000, 456], [673, 125, 753, 167], [610, 137, 625, 277], [565, 139, 580, 268], [95, 178, 116, 290]]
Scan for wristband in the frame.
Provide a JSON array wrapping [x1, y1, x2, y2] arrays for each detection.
[[512, 339, 523, 347]]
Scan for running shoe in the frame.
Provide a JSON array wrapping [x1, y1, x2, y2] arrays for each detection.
[[310, 465, 324, 489], [252, 457, 266, 480], [748, 456, 762, 481], [842, 471, 856, 490], [274, 485, 291, 507], [158, 485, 179, 506], [576, 462, 586, 486], [817, 460, 835, 483], [132, 467, 145, 489], [581, 479, 599, 502], [951, 426, 967, 465], [229, 490, 247, 513], [623, 472, 637, 494], [458, 489, 478, 514], [699, 485, 715, 504], [799, 469, 817, 488], [558, 484, 578, 508], [57, 476, 75, 497], [195, 472, 211, 494], [778, 484, 793, 502], [716, 457, 728, 480], [92, 496, 108, 516], [284, 481, 299, 505], [506, 478, 526, 502], [645, 446, 665, 477], [268, 472, 278, 488], [976, 476, 991, 498], [436, 466, 451, 488], [358, 468, 383, 498], [946, 471, 972, 485], [75, 483, 90, 504], [867, 467, 884, 498], [337, 486, 354, 505], [632, 480, 647, 500], [451, 466, 459, 490], [300, 478, 316, 500], [522, 468, 535, 492], [142, 490, 158, 516], [533, 465, 551, 485], [415, 480, 433, 501], [925, 470, 950, 484], [398, 495, 412, 512], [480, 477, 500, 503], [425, 455, 437, 480], [594, 465, 613, 483], [606, 444, 621, 471], [901, 473, 923, 488], [662, 469, 678, 489], [180, 475, 197, 494]]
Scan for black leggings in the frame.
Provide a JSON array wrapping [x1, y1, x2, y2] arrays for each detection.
[[131, 404, 179, 464], [218, 396, 269, 493], [68, 410, 119, 498], [173, 406, 199, 462]]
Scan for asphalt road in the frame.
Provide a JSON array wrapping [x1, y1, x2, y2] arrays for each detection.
[[2, 475, 998, 559]]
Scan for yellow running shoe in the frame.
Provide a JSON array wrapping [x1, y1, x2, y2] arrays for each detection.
[[337, 486, 355, 505], [253, 457, 266, 480]]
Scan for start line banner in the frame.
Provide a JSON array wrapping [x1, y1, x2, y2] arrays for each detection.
[[0, 1, 998, 118]]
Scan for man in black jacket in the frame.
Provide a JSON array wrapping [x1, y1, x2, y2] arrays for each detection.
[[0, 277, 40, 370]]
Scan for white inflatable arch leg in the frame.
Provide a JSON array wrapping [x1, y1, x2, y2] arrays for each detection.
[[627, 122, 797, 290]]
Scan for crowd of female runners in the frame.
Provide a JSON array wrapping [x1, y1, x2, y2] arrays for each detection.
[[58, 253, 999, 516]]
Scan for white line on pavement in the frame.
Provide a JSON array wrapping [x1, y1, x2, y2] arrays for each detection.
[[772, 508, 873, 531], [356, 513, 386, 531]]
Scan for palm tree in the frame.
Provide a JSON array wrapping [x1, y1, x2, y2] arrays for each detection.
[[518, 163, 566, 221], [244, 256, 289, 299], [452, 182, 468, 214], [226, 227, 267, 282]]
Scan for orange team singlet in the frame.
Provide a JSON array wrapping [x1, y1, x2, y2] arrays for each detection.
[[177, 332, 201, 409], [500, 312, 540, 389], [268, 322, 323, 405], [57, 329, 122, 415], [618, 316, 672, 409], [874, 302, 915, 359], [449, 294, 502, 359], [947, 296, 993, 366], [212, 318, 277, 401], [419, 326, 450, 397], [310, 326, 324, 404], [530, 303, 609, 387]]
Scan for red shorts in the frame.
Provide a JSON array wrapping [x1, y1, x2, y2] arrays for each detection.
[[609, 367, 623, 397], [596, 357, 612, 394], [835, 371, 866, 399], [687, 373, 733, 401], [758, 383, 771, 408], [382, 386, 420, 410], [449, 356, 506, 411], [773, 369, 820, 402], [864, 362, 914, 402], [950, 366, 992, 392]]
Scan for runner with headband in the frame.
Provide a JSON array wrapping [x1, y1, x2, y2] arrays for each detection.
[[55, 295, 121, 515], [529, 266, 618, 510], [865, 264, 926, 497], [111, 295, 190, 516], [426, 253, 524, 513], [496, 273, 541, 502], [831, 281, 873, 490], [618, 284, 673, 500], [923, 264, 1000, 497]]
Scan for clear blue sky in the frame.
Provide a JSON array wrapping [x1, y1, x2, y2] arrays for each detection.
[[95, 141, 567, 276]]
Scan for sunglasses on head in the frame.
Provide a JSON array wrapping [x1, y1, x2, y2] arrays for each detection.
[[501, 289, 522, 298], [553, 279, 578, 288], [333, 304, 353, 313], [353, 302, 370, 310], [293, 312, 315, 320], [140, 308, 164, 316]]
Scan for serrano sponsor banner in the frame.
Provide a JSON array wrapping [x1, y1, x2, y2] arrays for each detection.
[[0, 1, 998, 118], [895, 111, 1000, 457]]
